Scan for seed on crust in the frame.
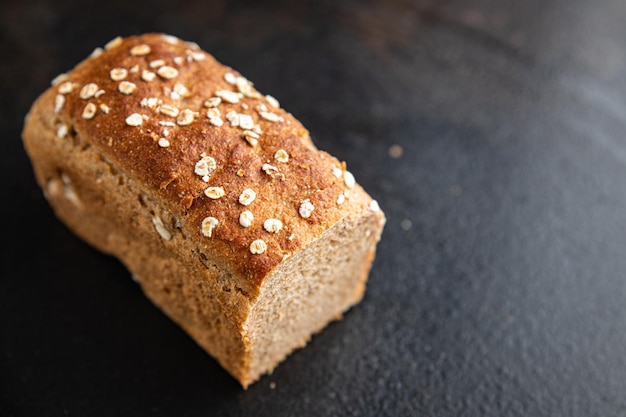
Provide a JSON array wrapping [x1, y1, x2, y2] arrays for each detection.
[[58, 81, 75, 94], [204, 97, 222, 108], [157, 66, 179, 79], [262, 163, 278, 175], [239, 210, 254, 228], [369, 200, 380, 212], [299, 199, 314, 218], [249, 239, 267, 254], [118, 81, 137, 95], [194, 155, 216, 182], [162, 34, 179, 44], [332, 167, 343, 178], [258, 110, 283, 122], [274, 149, 289, 163], [263, 218, 283, 233], [177, 109, 195, 126], [79, 83, 99, 99], [238, 188, 256, 206], [216, 90, 240, 104], [343, 171, 356, 189], [239, 114, 254, 130], [99, 103, 110, 114], [149, 59, 165, 68], [54, 94, 65, 113], [57, 124, 68, 138], [141, 70, 156, 82], [336, 193, 345, 205], [105, 36, 123, 50], [266, 94, 280, 108], [130, 44, 151, 56], [159, 104, 180, 117], [125, 113, 143, 126], [209, 116, 224, 127], [158, 138, 170, 147], [242, 130, 259, 146], [201, 216, 219, 237], [110, 68, 128, 81], [225, 110, 240, 127], [224, 72, 237, 85], [173, 83, 190, 97], [204, 186, 225, 199], [82, 103, 97, 119]]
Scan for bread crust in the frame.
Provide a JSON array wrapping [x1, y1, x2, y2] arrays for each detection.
[[22, 34, 385, 387]]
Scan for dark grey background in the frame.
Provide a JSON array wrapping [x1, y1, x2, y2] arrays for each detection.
[[3, 0, 626, 416]]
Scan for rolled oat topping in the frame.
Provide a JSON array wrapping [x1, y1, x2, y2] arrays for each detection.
[[263, 218, 283, 233], [130, 44, 151, 56], [299, 199, 314, 218], [201, 216, 219, 237], [125, 113, 143, 126], [238, 188, 256, 206], [249, 239, 267, 254], [204, 186, 225, 199], [239, 210, 254, 228]]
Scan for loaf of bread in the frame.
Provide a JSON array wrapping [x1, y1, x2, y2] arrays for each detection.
[[22, 34, 385, 387]]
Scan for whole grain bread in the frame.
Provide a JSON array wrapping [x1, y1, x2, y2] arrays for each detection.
[[22, 33, 385, 387]]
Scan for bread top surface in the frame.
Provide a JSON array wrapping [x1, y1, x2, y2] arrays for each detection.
[[28, 33, 381, 285]]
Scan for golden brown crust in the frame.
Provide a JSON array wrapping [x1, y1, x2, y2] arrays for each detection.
[[34, 33, 363, 285]]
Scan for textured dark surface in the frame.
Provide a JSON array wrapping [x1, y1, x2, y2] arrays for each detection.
[[3, 0, 626, 416]]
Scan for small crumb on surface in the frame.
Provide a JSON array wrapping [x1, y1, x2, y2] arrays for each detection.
[[400, 219, 412, 231], [388, 144, 404, 159]]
